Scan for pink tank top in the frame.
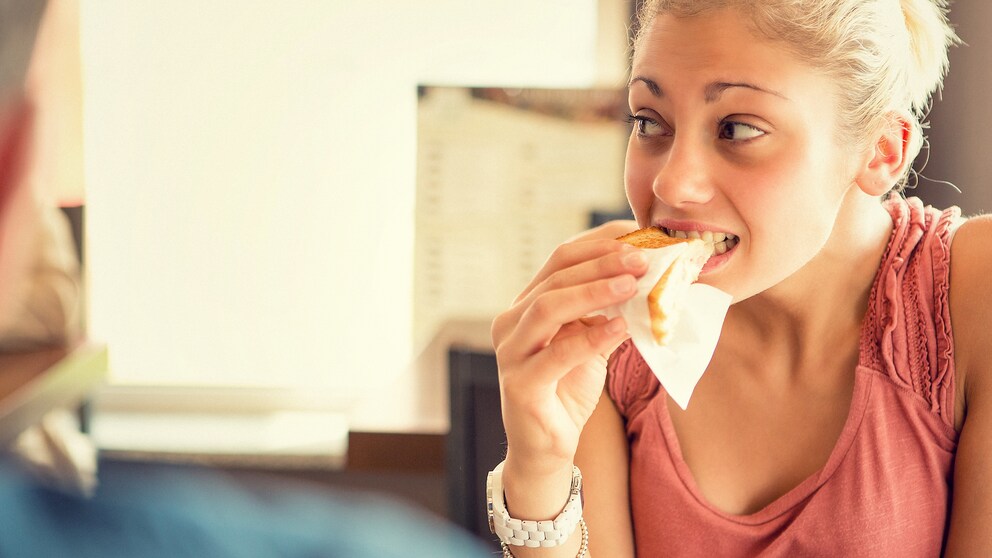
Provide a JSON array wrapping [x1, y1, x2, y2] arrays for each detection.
[[606, 197, 962, 557]]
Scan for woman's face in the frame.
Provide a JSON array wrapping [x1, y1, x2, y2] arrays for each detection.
[[625, 8, 865, 303]]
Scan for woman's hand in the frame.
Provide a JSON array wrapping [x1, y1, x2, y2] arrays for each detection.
[[491, 221, 645, 475]]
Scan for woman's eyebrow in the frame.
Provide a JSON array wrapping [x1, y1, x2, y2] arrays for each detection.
[[628, 76, 789, 102], [705, 81, 789, 102], [628, 76, 662, 96]]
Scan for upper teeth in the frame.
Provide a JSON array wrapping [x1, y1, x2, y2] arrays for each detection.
[[665, 228, 739, 255], [666, 229, 737, 242]]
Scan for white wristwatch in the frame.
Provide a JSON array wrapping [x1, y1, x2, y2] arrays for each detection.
[[486, 460, 584, 548]]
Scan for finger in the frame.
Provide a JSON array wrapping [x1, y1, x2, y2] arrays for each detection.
[[520, 246, 648, 307], [504, 273, 638, 359], [516, 238, 636, 303], [558, 318, 629, 360], [524, 316, 628, 386], [578, 315, 609, 328], [494, 247, 646, 346]]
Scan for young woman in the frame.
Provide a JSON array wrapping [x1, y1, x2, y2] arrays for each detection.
[[490, 1, 990, 556]]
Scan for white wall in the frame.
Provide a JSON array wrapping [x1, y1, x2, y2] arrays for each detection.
[[78, 1, 606, 402]]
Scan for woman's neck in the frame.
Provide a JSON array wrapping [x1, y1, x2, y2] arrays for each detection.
[[727, 192, 894, 378]]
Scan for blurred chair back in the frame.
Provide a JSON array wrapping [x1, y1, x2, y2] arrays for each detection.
[[446, 346, 504, 550]]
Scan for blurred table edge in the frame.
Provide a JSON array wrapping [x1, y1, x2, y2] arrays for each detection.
[[0, 342, 108, 448]]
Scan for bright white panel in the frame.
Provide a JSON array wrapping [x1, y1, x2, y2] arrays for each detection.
[[79, 1, 599, 392]]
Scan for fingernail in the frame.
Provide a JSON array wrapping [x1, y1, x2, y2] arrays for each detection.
[[622, 251, 647, 267], [610, 275, 635, 294]]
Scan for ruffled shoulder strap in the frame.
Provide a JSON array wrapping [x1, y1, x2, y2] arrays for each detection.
[[606, 339, 661, 420], [859, 196, 963, 429]]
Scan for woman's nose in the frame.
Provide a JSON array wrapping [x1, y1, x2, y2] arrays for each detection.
[[652, 139, 715, 208]]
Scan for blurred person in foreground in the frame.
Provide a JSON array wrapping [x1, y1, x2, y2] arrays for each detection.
[[0, 0, 78, 350], [0, 2, 489, 556], [0, 0, 93, 496]]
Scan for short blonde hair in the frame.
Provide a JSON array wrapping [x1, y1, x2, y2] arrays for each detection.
[[632, 0, 959, 187]]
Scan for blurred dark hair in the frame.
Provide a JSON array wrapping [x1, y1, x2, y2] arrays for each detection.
[[0, 0, 48, 94]]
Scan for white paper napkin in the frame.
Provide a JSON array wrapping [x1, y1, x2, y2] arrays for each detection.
[[601, 244, 732, 409]]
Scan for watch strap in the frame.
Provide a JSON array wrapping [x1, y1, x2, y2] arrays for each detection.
[[487, 460, 583, 548]]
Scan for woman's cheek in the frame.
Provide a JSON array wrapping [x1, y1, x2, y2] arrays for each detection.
[[624, 147, 656, 224]]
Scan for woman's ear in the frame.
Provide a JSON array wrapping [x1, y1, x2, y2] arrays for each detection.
[[855, 111, 915, 196]]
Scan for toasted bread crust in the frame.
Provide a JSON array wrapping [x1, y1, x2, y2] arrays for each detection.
[[615, 226, 691, 249]]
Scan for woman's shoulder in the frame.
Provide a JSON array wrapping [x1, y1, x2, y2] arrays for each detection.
[[949, 215, 992, 426], [950, 213, 992, 271], [950, 215, 992, 359]]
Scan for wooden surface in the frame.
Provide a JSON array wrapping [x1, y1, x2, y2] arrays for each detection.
[[0, 343, 108, 447], [0, 345, 70, 398], [346, 431, 445, 473]]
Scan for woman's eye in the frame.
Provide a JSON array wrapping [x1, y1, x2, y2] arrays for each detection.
[[626, 114, 668, 137], [718, 121, 765, 141]]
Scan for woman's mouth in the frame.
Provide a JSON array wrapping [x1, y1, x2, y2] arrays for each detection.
[[662, 227, 740, 257]]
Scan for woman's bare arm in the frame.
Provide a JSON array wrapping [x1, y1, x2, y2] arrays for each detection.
[[574, 389, 636, 558], [943, 216, 992, 556]]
